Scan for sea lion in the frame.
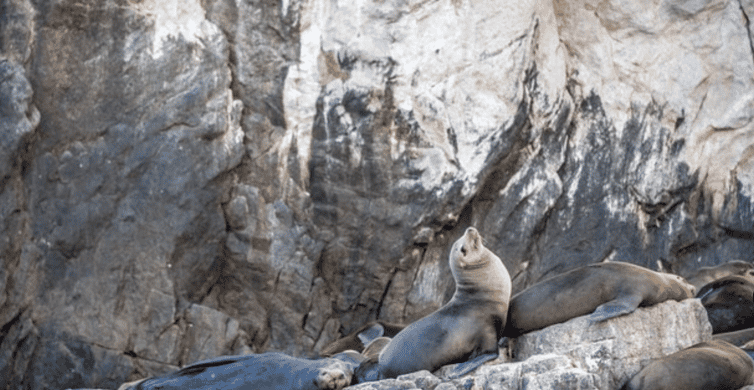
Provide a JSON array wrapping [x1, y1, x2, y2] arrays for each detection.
[[686, 260, 754, 290], [621, 339, 754, 390], [504, 261, 696, 337], [355, 227, 512, 383], [698, 275, 754, 334], [319, 321, 405, 357], [714, 327, 754, 347], [120, 352, 353, 390]]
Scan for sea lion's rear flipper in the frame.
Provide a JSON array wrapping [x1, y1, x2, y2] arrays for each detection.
[[362, 336, 391, 360], [172, 355, 245, 376], [589, 295, 642, 322], [357, 323, 385, 346], [445, 352, 498, 379]]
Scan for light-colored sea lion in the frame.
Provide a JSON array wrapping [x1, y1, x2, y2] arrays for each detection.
[[686, 260, 754, 290], [355, 227, 512, 383], [319, 321, 405, 357], [504, 261, 696, 337], [621, 339, 754, 390], [698, 275, 754, 334], [120, 352, 353, 390]]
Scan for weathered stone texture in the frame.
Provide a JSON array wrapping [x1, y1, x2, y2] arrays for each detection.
[[0, 0, 753, 388], [513, 299, 712, 389], [2, 0, 245, 388]]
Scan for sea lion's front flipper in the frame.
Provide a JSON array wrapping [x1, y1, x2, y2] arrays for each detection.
[[444, 352, 498, 379], [362, 336, 391, 360], [352, 356, 384, 385], [589, 295, 642, 322]]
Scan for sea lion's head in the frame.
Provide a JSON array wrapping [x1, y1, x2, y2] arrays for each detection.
[[449, 227, 510, 299], [663, 272, 696, 298], [450, 227, 488, 273]]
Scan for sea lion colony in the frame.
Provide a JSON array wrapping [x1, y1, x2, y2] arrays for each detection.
[[119, 228, 754, 390]]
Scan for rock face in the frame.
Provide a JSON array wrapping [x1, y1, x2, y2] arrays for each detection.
[[0, 0, 753, 388], [512, 299, 712, 389], [348, 299, 712, 390]]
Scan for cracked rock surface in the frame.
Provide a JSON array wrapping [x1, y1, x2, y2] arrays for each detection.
[[0, 0, 753, 388]]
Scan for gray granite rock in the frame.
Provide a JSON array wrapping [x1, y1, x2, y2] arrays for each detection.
[[512, 299, 712, 389]]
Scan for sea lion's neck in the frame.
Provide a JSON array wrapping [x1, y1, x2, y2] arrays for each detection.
[[452, 278, 508, 301]]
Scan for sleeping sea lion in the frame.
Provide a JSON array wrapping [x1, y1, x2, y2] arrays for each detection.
[[319, 321, 404, 357], [698, 275, 754, 334], [714, 327, 754, 348], [686, 260, 754, 290], [504, 261, 696, 337], [621, 339, 754, 390], [119, 352, 354, 390]]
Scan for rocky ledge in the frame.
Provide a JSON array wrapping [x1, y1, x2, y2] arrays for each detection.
[[349, 299, 711, 390]]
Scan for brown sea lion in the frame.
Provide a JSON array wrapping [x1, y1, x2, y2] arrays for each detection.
[[119, 352, 354, 390], [621, 339, 754, 390], [504, 261, 696, 337], [319, 321, 404, 357], [686, 260, 754, 290], [354, 227, 512, 383], [698, 275, 754, 334], [714, 327, 754, 347]]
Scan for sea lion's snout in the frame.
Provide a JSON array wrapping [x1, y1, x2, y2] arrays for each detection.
[[463, 227, 481, 251]]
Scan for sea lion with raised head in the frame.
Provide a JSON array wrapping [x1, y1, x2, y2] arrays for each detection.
[[354, 227, 512, 383], [621, 339, 754, 390], [504, 261, 696, 337]]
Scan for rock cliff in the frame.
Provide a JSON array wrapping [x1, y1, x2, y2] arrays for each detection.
[[0, 0, 753, 388]]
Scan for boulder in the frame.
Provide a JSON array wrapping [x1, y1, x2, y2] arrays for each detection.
[[512, 299, 712, 389]]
